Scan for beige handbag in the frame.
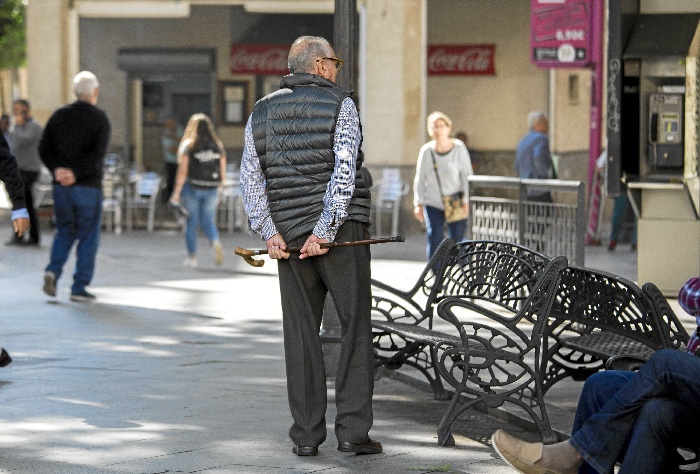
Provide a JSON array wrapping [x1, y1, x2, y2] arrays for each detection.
[[441, 192, 467, 223], [431, 150, 467, 223]]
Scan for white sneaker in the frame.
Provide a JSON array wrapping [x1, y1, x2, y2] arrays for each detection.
[[214, 241, 224, 266], [184, 256, 198, 268]]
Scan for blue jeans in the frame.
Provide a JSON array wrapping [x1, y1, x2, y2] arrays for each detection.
[[181, 182, 220, 256], [570, 350, 700, 474], [46, 185, 102, 294], [610, 195, 637, 245], [424, 205, 467, 259]]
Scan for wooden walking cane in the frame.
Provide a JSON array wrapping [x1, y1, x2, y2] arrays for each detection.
[[235, 235, 405, 267]]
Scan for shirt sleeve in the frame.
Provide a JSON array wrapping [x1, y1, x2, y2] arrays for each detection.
[[11, 208, 29, 220], [459, 142, 473, 203], [413, 147, 426, 207], [240, 115, 279, 241], [312, 97, 360, 242]]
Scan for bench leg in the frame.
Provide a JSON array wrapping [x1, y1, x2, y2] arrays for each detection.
[[437, 426, 456, 447]]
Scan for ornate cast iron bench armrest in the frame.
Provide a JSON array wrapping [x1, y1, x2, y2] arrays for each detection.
[[431, 255, 567, 446], [542, 266, 673, 393], [642, 282, 690, 350], [371, 238, 457, 399]]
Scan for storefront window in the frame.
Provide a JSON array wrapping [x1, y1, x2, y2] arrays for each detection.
[[219, 81, 248, 125]]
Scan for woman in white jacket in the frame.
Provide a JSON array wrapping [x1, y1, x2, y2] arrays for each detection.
[[413, 111, 473, 259]]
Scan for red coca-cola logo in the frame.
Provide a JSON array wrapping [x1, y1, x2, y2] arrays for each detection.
[[230, 44, 290, 75], [428, 45, 495, 76]]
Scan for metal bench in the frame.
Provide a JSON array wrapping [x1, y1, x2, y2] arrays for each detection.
[[371, 239, 567, 445], [542, 266, 689, 392]]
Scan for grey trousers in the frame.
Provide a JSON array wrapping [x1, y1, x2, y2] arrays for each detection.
[[277, 220, 374, 447]]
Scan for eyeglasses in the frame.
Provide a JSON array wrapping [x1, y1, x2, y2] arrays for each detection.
[[317, 57, 344, 71]]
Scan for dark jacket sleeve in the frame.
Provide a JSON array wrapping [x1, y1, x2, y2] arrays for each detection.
[[38, 113, 58, 173], [0, 133, 26, 211]]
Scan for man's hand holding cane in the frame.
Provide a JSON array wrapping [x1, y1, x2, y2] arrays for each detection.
[[266, 233, 290, 260]]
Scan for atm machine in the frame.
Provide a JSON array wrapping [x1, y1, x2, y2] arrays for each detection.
[[607, 6, 700, 295]]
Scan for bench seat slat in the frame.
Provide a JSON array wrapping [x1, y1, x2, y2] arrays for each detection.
[[560, 332, 656, 361], [372, 320, 499, 355], [372, 320, 460, 346]]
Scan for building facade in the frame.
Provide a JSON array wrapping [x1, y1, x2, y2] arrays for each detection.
[[25, 0, 591, 175], [25, 0, 698, 242]]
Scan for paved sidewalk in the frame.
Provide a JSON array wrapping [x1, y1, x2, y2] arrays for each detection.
[[0, 227, 692, 473]]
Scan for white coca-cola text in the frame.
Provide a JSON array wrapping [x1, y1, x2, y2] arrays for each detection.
[[230, 46, 288, 75]]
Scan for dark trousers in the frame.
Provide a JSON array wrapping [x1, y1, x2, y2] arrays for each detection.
[[164, 162, 178, 203], [15, 170, 40, 242], [423, 205, 467, 259], [277, 220, 374, 447], [570, 350, 700, 474], [46, 185, 102, 294]]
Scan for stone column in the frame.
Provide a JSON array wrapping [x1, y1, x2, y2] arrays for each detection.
[[361, 0, 426, 169], [26, 0, 72, 124]]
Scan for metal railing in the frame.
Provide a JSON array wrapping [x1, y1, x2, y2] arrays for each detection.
[[468, 176, 586, 266]]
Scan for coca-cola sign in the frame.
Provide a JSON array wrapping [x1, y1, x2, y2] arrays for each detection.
[[230, 44, 289, 75], [428, 45, 495, 76]]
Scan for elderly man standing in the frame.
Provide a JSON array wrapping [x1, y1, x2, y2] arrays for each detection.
[[240, 36, 379, 457], [515, 111, 555, 203], [39, 71, 111, 302]]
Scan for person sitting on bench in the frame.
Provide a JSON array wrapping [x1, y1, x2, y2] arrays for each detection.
[[492, 277, 700, 474]]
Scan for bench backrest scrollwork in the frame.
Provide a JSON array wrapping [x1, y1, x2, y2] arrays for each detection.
[[436, 240, 553, 317], [370, 238, 457, 328], [550, 266, 664, 349]]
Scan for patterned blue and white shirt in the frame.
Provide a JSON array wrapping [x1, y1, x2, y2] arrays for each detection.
[[240, 96, 361, 242]]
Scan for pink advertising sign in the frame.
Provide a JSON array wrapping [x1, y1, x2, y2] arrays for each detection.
[[531, 0, 591, 68]]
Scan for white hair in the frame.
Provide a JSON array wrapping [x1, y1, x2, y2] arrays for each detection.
[[527, 111, 547, 130], [288, 36, 333, 74], [73, 71, 99, 99]]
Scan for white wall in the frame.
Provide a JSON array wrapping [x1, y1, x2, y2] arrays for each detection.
[[426, 0, 549, 152]]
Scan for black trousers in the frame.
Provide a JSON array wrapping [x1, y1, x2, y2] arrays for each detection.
[[17, 170, 39, 243], [277, 220, 374, 447], [164, 162, 178, 203]]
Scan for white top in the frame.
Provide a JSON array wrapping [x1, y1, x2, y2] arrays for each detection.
[[413, 139, 473, 209]]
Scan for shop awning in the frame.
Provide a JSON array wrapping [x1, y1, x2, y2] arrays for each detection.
[[624, 14, 700, 58], [118, 49, 216, 73]]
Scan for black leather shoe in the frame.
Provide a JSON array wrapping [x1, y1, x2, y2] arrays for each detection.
[[292, 445, 318, 456], [5, 237, 24, 246], [0, 348, 12, 367], [337, 438, 382, 454]]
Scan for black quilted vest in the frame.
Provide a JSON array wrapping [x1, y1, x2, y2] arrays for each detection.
[[251, 73, 371, 242]]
